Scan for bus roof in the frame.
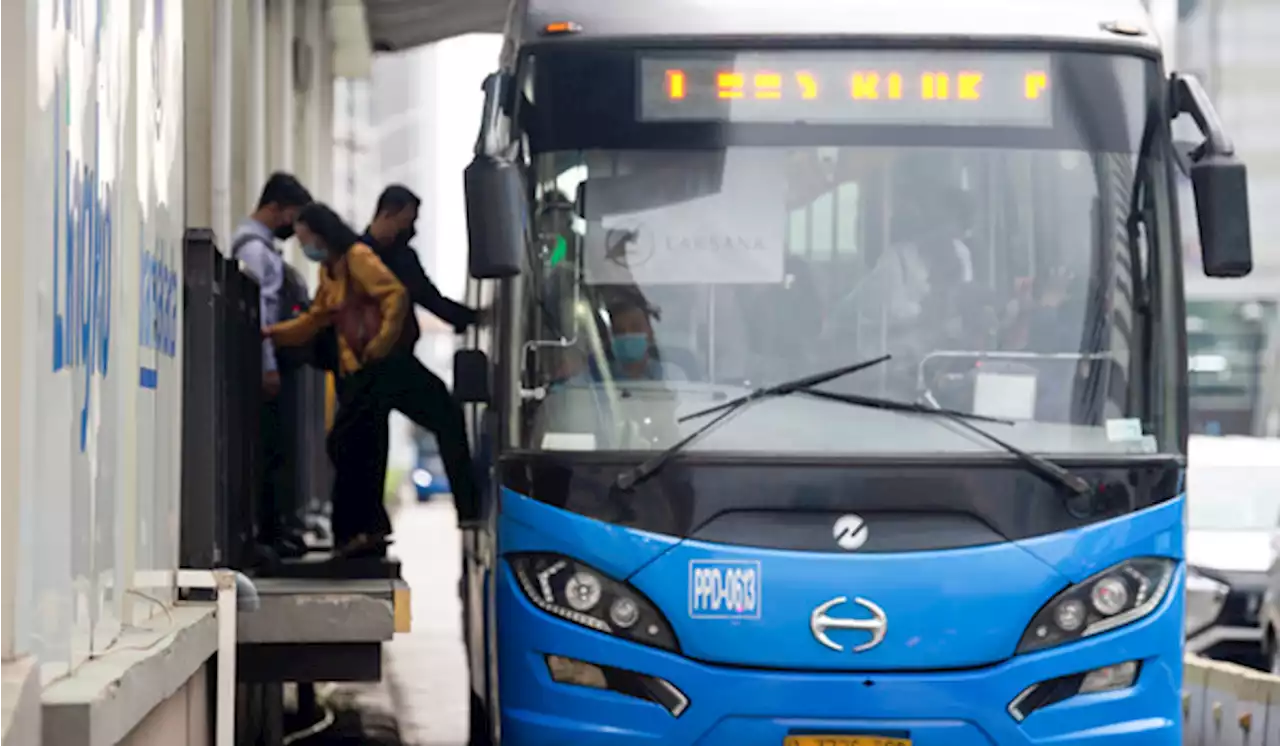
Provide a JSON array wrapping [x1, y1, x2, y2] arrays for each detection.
[[520, 0, 1163, 52]]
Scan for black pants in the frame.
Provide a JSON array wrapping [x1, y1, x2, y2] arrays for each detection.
[[327, 370, 393, 546], [372, 352, 479, 523], [327, 353, 479, 544], [258, 397, 287, 545], [259, 377, 310, 547]]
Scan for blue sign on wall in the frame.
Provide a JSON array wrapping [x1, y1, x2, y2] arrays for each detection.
[[139, 240, 179, 389], [51, 76, 114, 453]]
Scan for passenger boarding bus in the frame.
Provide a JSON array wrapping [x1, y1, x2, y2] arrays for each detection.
[[454, 0, 1253, 743]]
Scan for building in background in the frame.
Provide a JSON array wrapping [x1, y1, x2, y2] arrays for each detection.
[[1177, 0, 1280, 274], [333, 79, 376, 234], [1175, 0, 1280, 437]]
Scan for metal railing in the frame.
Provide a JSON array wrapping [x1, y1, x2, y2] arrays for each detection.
[[180, 228, 330, 572]]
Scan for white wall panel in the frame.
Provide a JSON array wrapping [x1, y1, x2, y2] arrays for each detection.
[[6, 0, 340, 686], [1, 0, 36, 666], [17, 0, 184, 680]]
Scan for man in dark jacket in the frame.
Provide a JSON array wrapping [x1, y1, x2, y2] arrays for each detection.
[[355, 185, 482, 529], [363, 185, 478, 333]]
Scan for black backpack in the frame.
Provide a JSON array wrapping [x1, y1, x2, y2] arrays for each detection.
[[231, 233, 313, 371]]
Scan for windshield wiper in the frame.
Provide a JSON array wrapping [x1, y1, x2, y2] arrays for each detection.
[[615, 359, 1093, 500], [803, 389, 1092, 497], [1126, 106, 1158, 315], [676, 355, 893, 423], [614, 355, 893, 490]]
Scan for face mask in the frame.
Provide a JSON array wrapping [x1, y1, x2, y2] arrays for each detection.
[[302, 244, 327, 262], [395, 226, 416, 245], [611, 333, 649, 364], [274, 224, 295, 240]]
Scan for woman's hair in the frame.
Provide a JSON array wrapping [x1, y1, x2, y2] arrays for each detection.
[[297, 201, 361, 256]]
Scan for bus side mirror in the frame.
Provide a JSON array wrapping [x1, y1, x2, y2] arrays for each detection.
[[464, 154, 526, 279], [1191, 153, 1251, 278], [1172, 73, 1252, 278], [454, 349, 491, 403]]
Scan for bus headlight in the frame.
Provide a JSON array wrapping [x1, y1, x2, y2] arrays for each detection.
[[1016, 557, 1175, 655], [509, 552, 679, 653]]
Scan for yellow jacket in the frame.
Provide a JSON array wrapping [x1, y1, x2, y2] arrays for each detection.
[[268, 242, 408, 376]]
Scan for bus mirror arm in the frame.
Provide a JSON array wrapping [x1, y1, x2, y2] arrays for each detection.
[[1172, 74, 1233, 157], [1170, 73, 1253, 279], [474, 72, 511, 158]]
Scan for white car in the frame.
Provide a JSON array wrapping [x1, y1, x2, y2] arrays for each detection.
[[1186, 434, 1280, 669]]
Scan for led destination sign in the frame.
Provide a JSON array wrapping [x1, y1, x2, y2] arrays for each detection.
[[638, 51, 1053, 127]]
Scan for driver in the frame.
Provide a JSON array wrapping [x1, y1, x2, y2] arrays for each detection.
[[532, 294, 685, 452], [603, 294, 685, 382]]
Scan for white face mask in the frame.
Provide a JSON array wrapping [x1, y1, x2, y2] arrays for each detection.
[[302, 243, 327, 262]]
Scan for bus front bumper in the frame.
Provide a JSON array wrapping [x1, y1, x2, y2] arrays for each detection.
[[495, 567, 1183, 746]]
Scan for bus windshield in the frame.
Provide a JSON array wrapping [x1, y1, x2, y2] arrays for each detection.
[[513, 47, 1175, 457]]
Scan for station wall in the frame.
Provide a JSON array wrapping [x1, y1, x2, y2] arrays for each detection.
[[6, 0, 187, 681], [1, 0, 347, 689]]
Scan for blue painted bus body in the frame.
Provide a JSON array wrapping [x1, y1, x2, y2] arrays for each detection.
[[454, 5, 1243, 742], [485, 489, 1184, 745]]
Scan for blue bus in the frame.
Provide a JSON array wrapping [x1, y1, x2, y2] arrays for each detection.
[[453, 0, 1253, 743]]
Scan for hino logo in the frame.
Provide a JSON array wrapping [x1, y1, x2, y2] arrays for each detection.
[[833, 513, 869, 550], [810, 596, 887, 652]]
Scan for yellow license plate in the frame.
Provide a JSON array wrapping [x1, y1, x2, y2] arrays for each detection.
[[784, 737, 911, 746]]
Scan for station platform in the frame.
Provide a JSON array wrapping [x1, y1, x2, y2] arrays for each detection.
[[382, 499, 470, 745], [218, 531, 410, 692]]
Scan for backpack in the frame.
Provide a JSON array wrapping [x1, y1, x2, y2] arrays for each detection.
[[231, 233, 313, 371]]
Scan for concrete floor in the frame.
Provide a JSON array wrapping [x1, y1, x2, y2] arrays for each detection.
[[384, 498, 470, 746]]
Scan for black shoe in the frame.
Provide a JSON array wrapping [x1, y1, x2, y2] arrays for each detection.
[[243, 542, 281, 574], [274, 535, 308, 560], [333, 533, 392, 559]]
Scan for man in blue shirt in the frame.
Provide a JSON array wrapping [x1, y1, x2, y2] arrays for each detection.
[[232, 172, 313, 557], [233, 172, 313, 396]]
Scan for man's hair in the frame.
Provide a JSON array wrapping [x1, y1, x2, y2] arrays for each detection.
[[605, 291, 660, 322], [257, 172, 313, 209], [374, 184, 421, 216]]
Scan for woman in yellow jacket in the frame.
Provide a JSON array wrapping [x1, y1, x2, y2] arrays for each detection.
[[265, 201, 409, 558]]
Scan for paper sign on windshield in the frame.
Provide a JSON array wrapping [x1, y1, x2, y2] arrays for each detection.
[[582, 151, 787, 285]]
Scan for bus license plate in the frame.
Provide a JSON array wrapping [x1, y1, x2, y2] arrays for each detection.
[[783, 737, 911, 746]]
